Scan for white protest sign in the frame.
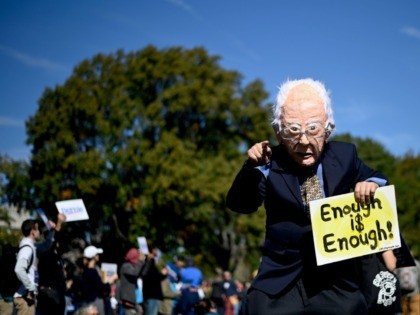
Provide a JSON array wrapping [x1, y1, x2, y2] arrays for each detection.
[[55, 199, 89, 222], [101, 262, 118, 282], [137, 236, 149, 254], [310, 185, 401, 266], [101, 262, 118, 277]]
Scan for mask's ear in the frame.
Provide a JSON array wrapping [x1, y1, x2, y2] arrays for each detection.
[[324, 122, 335, 142], [325, 131, 331, 142], [272, 125, 282, 144]]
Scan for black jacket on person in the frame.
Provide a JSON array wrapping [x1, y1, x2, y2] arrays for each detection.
[[141, 257, 165, 300], [81, 267, 110, 303], [226, 141, 388, 296]]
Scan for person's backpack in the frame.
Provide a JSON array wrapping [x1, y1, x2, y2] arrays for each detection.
[[0, 244, 34, 297]]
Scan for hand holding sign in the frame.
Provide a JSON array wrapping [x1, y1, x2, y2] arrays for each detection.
[[101, 263, 118, 284], [310, 185, 400, 266]]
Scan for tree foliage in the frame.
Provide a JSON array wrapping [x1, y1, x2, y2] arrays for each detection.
[[0, 155, 32, 211], [25, 46, 272, 276], [391, 153, 420, 255], [330, 133, 397, 176]]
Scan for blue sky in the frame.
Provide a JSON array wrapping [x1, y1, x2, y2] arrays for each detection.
[[1, 1, 419, 160]]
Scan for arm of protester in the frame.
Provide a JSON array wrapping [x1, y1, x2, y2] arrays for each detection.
[[55, 213, 66, 232], [139, 254, 155, 278], [14, 247, 36, 292], [382, 250, 397, 272], [247, 141, 272, 165], [226, 143, 269, 214], [35, 228, 56, 253], [354, 181, 379, 206], [106, 273, 118, 284], [36, 214, 67, 253]]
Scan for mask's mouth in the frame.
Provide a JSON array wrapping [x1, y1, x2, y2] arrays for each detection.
[[295, 150, 313, 158], [295, 144, 320, 159]]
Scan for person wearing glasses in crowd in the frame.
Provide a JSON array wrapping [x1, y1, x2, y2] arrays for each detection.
[[226, 78, 388, 314]]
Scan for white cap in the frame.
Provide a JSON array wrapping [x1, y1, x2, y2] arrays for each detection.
[[83, 245, 103, 259]]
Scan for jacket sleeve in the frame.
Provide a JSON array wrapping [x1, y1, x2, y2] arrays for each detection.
[[139, 258, 154, 278], [86, 268, 111, 296], [14, 247, 36, 292], [35, 230, 56, 254], [121, 262, 143, 281], [226, 161, 266, 214]]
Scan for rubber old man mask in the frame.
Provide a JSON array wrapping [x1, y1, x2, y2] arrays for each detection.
[[276, 83, 329, 167]]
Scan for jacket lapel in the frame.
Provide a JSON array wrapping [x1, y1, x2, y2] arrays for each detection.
[[321, 145, 342, 197], [270, 146, 302, 203]]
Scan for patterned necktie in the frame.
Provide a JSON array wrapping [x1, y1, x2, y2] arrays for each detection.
[[300, 173, 323, 205]]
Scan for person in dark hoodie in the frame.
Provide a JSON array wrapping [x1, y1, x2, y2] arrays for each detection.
[[36, 213, 67, 315], [140, 247, 165, 315]]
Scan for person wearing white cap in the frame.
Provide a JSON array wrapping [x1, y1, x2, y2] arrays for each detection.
[[79, 245, 117, 315], [83, 245, 104, 259]]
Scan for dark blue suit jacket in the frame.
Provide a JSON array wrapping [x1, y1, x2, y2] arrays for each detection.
[[226, 141, 388, 296]]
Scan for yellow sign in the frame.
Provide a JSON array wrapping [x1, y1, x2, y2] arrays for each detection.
[[309, 185, 400, 266]]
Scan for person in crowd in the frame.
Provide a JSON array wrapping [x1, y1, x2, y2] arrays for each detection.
[[118, 247, 144, 315], [13, 218, 58, 315], [65, 256, 86, 313], [194, 298, 222, 315], [209, 270, 225, 314], [36, 213, 67, 315], [140, 247, 165, 315], [80, 245, 118, 315], [175, 257, 203, 315], [226, 78, 389, 314], [221, 271, 239, 315], [396, 255, 420, 315], [166, 255, 185, 285], [164, 255, 185, 312], [13, 219, 40, 315], [158, 265, 181, 315]]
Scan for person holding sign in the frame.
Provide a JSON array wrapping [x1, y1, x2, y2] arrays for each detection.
[[80, 246, 118, 315], [226, 78, 388, 314]]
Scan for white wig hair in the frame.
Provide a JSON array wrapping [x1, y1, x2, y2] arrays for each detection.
[[271, 78, 336, 134]]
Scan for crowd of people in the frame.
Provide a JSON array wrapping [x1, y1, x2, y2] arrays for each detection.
[[0, 215, 249, 315], [1, 211, 418, 315]]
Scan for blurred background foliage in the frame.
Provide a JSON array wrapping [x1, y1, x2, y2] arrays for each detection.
[[0, 46, 418, 281]]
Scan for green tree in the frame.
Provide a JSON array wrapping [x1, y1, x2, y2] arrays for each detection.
[[391, 153, 420, 256], [0, 155, 32, 251], [26, 46, 272, 276], [330, 133, 396, 176], [0, 155, 32, 211]]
